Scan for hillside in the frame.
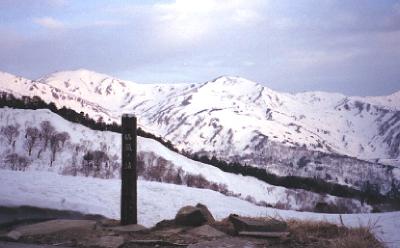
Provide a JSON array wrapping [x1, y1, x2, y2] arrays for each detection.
[[0, 107, 371, 212], [1, 70, 399, 196]]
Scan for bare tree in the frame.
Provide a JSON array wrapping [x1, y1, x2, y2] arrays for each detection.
[[69, 144, 81, 176], [17, 156, 29, 171], [79, 150, 110, 178], [82, 151, 94, 177], [92, 150, 108, 166], [1, 124, 20, 145], [40, 121, 55, 150], [49, 132, 65, 166], [58, 132, 70, 148], [37, 148, 43, 159], [24, 127, 39, 156], [5, 153, 18, 170]]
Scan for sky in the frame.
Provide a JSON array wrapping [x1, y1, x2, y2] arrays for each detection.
[[0, 0, 400, 96]]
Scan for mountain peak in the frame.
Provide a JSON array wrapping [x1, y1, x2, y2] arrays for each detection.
[[212, 75, 254, 83], [0, 71, 30, 83], [39, 69, 111, 82], [208, 75, 263, 89], [388, 90, 400, 98], [364, 89, 400, 110]]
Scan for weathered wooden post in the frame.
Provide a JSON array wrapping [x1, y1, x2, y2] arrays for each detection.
[[121, 114, 137, 225]]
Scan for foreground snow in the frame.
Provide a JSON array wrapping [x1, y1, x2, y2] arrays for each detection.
[[0, 170, 399, 247]]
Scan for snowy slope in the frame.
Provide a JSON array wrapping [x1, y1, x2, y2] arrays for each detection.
[[2, 69, 399, 160], [0, 107, 369, 211], [1, 70, 400, 194], [365, 91, 400, 111], [0, 170, 398, 248], [32, 70, 400, 160], [0, 71, 118, 123]]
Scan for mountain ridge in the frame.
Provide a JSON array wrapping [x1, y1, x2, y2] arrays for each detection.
[[1, 69, 399, 195], [3, 69, 400, 99], [1, 69, 399, 160]]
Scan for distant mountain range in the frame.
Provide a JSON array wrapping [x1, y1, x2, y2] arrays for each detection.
[[1, 69, 399, 194]]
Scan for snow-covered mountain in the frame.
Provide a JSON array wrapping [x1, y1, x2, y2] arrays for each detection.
[[1, 69, 399, 194]]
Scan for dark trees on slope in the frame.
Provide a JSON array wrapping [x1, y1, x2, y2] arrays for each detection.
[[81, 150, 110, 177], [49, 131, 70, 166], [4, 153, 28, 171], [1, 124, 20, 145], [24, 127, 39, 156], [40, 121, 55, 151], [82, 151, 94, 177], [4, 153, 18, 170], [0, 92, 178, 155], [92, 150, 109, 175]]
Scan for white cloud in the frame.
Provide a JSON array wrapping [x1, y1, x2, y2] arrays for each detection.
[[33, 16, 123, 30], [285, 49, 363, 69], [47, 0, 68, 7], [33, 17, 64, 29], [151, 0, 265, 44]]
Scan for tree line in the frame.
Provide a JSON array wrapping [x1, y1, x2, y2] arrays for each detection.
[[1, 120, 70, 168], [188, 153, 400, 207], [0, 92, 178, 153]]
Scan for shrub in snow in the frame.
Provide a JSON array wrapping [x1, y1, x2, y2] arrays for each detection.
[[4, 153, 29, 171], [1, 124, 20, 146], [244, 195, 257, 205], [137, 151, 235, 199], [63, 149, 115, 178]]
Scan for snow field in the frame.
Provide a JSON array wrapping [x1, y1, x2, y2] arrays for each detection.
[[0, 170, 398, 248]]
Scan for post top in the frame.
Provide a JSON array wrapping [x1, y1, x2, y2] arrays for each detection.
[[122, 113, 136, 118]]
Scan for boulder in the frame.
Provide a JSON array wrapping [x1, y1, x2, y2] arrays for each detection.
[[154, 219, 176, 229], [229, 215, 287, 233], [188, 237, 266, 248], [196, 203, 215, 224], [153, 227, 186, 237], [110, 224, 148, 233], [3, 231, 22, 241], [11, 219, 96, 237], [0, 241, 72, 248], [99, 219, 120, 227], [238, 231, 290, 238], [188, 225, 226, 238], [175, 204, 214, 227], [89, 235, 124, 248]]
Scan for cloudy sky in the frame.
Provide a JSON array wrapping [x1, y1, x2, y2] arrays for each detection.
[[1, 0, 399, 95]]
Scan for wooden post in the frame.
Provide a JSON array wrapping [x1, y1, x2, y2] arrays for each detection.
[[121, 114, 137, 225]]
